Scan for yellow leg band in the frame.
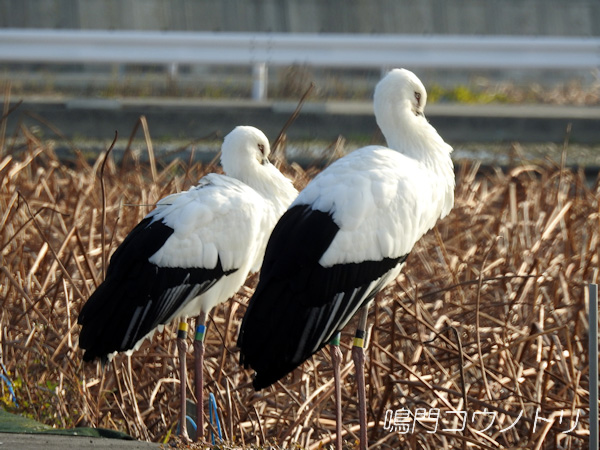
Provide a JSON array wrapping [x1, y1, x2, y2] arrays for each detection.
[[177, 322, 188, 339]]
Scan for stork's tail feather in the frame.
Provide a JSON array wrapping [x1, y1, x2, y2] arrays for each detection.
[[238, 279, 351, 391], [78, 275, 149, 362], [238, 282, 311, 390]]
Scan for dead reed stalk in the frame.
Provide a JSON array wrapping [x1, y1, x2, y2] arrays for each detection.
[[0, 119, 594, 449]]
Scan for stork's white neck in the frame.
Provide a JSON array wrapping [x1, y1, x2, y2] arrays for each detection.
[[223, 155, 297, 217], [375, 92, 455, 220], [221, 152, 261, 188], [378, 103, 451, 170]]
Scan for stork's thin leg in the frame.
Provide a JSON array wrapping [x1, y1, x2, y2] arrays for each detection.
[[330, 332, 343, 450], [351, 305, 369, 450], [194, 311, 207, 442], [177, 321, 190, 442]]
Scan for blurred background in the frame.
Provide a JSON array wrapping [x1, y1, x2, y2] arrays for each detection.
[[1, 0, 600, 163]]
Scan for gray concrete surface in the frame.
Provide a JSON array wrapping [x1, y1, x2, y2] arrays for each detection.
[[4, 97, 600, 145], [0, 432, 161, 449], [2, 0, 599, 36]]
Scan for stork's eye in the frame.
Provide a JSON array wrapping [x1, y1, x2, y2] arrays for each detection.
[[414, 91, 421, 104], [258, 143, 265, 154]]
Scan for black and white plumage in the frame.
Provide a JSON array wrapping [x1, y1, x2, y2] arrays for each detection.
[[78, 125, 298, 363], [237, 68, 455, 391]]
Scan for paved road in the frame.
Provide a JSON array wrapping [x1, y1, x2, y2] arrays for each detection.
[[5, 97, 600, 144], [0, 432, 161, 449], [0, 409, 162, 450]]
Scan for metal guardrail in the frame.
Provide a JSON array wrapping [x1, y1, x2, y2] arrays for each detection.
[[1, 29, 600, 100]]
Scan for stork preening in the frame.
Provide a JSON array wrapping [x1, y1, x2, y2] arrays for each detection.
[[237, 69, 455, 449], [78, 126, 298, 441]]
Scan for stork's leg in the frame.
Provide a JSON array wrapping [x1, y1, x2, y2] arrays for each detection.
[[194, 311, 207, 442], [330, 332, 343, 450], [351, 304, 370, 450], [177, 321, 190, 442]]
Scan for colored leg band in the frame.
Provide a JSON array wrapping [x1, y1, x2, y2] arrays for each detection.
[[177, 322, 188, 339], [353, 330, 366, 348], [330, 332, 341, 346], [195, 324, 206, 342]]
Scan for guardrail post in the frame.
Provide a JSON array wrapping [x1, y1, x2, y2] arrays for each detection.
[[168, 63, 179, 80], [252, 62, 267, 101], [167, 63, 178, 93], [589, 283, 598, 450]]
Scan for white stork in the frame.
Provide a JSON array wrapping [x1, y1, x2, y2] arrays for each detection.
[[237, 69, 455, 449], [78, 126, 298, 442]]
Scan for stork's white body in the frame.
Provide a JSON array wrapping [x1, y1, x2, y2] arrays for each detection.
[[147, 173, 287, 319], [238, 69, 455, 390], [300, 144, 453, 267], [79, 126, 297, 362]]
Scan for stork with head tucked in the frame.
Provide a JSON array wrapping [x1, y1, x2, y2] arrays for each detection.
[[237, 69, 455, 449], [78, 126, 298, 442]]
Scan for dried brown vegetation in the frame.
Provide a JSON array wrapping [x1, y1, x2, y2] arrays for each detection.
[[0, 116, 595, 449]]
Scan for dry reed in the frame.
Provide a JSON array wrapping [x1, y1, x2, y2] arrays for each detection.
[[0, 115, 594, 449]]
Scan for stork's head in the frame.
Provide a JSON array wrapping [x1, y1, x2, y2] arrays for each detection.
[[374, 68, 427, 120], [372, 68, 433, 154], [221, 126, 272, 178], [220, 125, 297, 213]]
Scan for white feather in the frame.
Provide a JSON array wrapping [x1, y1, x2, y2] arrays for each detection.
[[291, 68, 454, 268], [145, 126, 298, 318]]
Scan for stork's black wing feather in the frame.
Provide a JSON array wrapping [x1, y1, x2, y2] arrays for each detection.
[[78, 217, 235, 363], [237, 205, 406, 390]]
